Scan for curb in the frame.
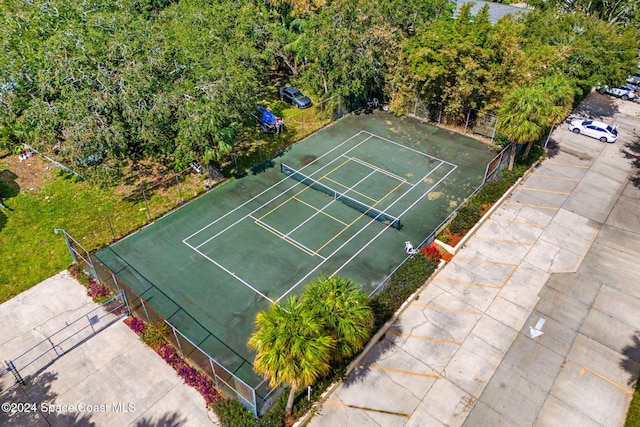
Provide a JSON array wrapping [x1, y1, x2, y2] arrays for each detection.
[[293, 259, 448, 427]]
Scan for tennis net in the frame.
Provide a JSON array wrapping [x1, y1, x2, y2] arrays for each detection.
[[281, 163, 402, 229]]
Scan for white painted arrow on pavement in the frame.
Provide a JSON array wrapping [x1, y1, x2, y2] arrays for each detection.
[[529, 317, 545, 339]]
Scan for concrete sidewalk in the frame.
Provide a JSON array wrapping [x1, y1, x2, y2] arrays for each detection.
[[0, 272, 216, 427], [308, 99, 640, 426]]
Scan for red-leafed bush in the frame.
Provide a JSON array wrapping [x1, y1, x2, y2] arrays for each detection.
[[125, 316, 147, 336], [420, 244, 441, 263]]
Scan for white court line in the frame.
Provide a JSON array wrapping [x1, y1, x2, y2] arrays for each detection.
[[185, 133, 374, 245], [341, 155, 407, 183], [285, 168, 379, 238], [332, 164, 457, 278], [183, 240, 276, 304], [249, 215, 327, 260], [276, 160, 457, 303], [363, 131, 457, 168]]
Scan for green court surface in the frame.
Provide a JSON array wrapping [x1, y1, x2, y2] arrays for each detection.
[[96, 111, 497, 393]]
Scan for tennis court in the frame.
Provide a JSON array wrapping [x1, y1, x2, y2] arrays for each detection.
[[96, 111, 497, 404]]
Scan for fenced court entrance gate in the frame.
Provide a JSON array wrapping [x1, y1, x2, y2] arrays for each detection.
[[5, 292, 127, 385], [66, 111, 501, 415]]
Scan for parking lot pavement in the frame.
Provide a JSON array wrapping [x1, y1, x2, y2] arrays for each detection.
[[0, 272, 216, 427], [307, 100, 640, 427]]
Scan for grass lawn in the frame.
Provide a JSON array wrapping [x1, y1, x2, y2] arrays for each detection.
[[627, 382, 640, 427], [0, 154, 206, 304]]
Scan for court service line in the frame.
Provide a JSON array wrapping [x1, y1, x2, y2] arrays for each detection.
[[363, 131, 457, 168], [183, 132, 373, 243], [293, 196, 349, 226], [369, 365, 439, 378], [275, 161, 457, 303], [313, 176, 407, 253], [341, 155, 407, 182], [324, 177, 378, 202], [324, 401, 411, 418], [183, 241, 276, 304], [251, 215, 325, 259], [284, 168, 379, 237], [331, 163, 457, 287]]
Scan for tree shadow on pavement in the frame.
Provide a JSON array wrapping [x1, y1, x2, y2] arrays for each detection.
[[342, 326, 401, 386], [573, 92, 618, 119], [0, 372, 95, 427], [621, 132, 640, 189], [133, 412, 187, 427], [620, 332, 640, 386]]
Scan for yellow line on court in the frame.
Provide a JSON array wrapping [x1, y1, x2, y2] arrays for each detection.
[[454, 257, 518, 267], [325, 176, 377, 203], [369, 365, 439, 378], [579, 366, 633, 395], [470, 236, 533, 246], [293, 196, 349, 226], [505, 202, 560, 210], [533, 174, 580, 182], [545, 161, 589, 169], [518, 187, 570, 195], [324, 401, 411, 417], [253, 220, 316, 257], [411, 303, 483, 316], [433, 278, 503, 289], [386, 330, 462, 345]]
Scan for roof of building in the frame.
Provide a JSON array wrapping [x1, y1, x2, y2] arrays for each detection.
[[453, 0, 532, 24]]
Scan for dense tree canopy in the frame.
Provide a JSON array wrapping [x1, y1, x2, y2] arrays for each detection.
[[0, 0, 637, 184]]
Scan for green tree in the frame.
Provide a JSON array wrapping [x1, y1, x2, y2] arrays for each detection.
[[302, 276, 374, 361], [498, 86, 552, 169], [248, 296, 335, 418]]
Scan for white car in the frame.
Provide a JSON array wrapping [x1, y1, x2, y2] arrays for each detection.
[[568, 119, 618, 143]]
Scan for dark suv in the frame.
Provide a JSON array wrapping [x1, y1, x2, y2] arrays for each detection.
[[279, 87, 312, 109]]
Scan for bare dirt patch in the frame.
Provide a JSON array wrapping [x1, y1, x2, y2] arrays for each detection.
[[3, 154, 58, 194]]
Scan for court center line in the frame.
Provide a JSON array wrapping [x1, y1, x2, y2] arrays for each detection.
[[341, 155, 407, 182], [183, 132, 373, 243], [369, 365, 439, 379], [251, 215, 325, 259], [285, 168, 379, 238], [324, 176, 378, 203], [276, 161, 457, 303], [333, 162, 458, 292], [293, 196, 349, 226], [324, 401, 411, 417], [183, 241, 275, 304]]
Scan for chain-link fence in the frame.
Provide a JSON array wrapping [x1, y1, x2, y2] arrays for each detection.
[[60, 230, 275, 416], [411, 99, 499, 144], [370, 142, 512, 297], [5, 291, 127, 385]]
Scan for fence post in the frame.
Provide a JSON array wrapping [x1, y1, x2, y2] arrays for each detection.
[[142, 190, 151, 221], [105, 214, 116, 241], [464, 109, 471, 134], [438, 108, 443, 124], [176, 175, 183, 204], [413, 98, 418, 116], [491, 116, 499, 143]]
